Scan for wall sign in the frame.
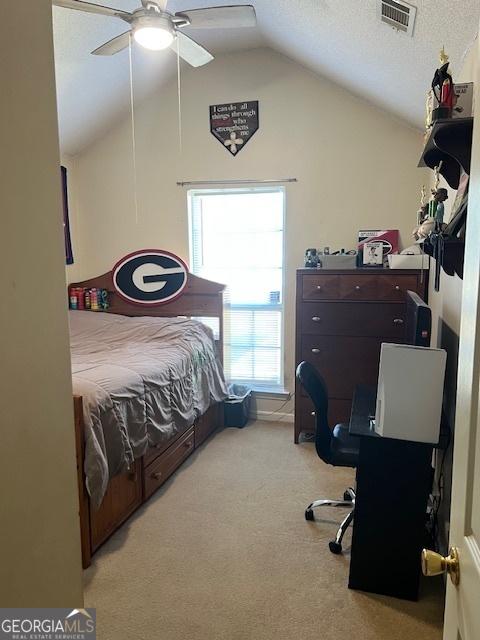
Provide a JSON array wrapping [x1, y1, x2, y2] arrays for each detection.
[[210, 101, 259, 156], [112, 249, 188, 306]]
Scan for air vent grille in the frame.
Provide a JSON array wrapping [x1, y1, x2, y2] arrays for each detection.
[[378, 0, 417, 37]]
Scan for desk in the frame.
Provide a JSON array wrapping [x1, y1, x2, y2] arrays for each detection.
[[348, 385, 434, 601]]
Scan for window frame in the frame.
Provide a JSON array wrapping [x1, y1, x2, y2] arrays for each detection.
[[187, 185, 286, 392]]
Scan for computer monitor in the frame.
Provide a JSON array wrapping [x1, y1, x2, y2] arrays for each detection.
[[405, 290, 431, 347]]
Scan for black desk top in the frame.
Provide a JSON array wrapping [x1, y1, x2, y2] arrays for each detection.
[[349, 384, 450, 449]]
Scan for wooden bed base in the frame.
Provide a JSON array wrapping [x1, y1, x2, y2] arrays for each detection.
[[74, 400, 222, 568], [69, 268, 226, 568]]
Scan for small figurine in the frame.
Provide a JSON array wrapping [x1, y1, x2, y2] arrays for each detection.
[[413, 179, 448, 241], [427, 163, 445, 220], [433, 188, 448, 225]]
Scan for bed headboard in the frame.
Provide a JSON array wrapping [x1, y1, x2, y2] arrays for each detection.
[[70, 270, 224, 318], [69, 270, 226, 359]]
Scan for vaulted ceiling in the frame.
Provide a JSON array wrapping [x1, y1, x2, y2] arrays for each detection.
[[53, 0, 480, 155]]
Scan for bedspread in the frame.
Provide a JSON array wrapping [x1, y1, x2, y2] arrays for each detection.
[[69, 311, 228, 508]]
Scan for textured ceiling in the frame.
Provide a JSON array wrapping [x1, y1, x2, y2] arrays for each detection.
[[53, 0, 480, 155]]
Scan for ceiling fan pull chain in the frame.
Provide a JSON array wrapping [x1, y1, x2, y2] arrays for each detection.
[[129, 34, 140, 225], [177, 39, 183, 154]]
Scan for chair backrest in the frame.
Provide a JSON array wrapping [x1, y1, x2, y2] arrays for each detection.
[[296, 361, 333, 464]]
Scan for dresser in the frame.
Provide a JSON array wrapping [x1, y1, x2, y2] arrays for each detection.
[[294, 268, 428, 443]]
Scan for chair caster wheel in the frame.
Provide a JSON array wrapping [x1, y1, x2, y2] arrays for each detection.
[[305, 509, 315, 521], [329, 541, 342, 554], [343, 491, 353, 502]]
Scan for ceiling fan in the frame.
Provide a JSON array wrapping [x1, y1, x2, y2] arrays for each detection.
[[52, 0, 256, 67]]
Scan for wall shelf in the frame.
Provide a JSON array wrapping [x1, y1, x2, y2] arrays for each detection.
[[422, 236, 465, 280], [418, 117, 473, 189], [418, 117, 472, 283]]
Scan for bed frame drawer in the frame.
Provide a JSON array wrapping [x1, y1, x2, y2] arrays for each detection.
[[143, 426, 195, 499], [90, 460, 142, 552], [144, 423, 193, 467], [195, 403, 222, 448]]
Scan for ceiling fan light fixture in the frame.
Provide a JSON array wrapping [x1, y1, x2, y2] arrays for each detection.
[[133, 16, 174, 50]]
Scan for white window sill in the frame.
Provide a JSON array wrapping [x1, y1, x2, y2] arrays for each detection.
[[252, 388, 291, 400]]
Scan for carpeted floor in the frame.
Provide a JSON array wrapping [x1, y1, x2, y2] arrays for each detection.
[[84, 421, 445, 640]]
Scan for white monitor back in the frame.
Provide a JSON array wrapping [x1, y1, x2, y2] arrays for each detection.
[[375, 343, 446, 443]]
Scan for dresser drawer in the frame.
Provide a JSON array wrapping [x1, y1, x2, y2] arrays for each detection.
[[296, 395, 352, 431], [339, 275, 378, 300], [338, 274, 420, 301], [300, 302, 406, 338], [301, 335, 387, 399], [376, 275, 420, 300], [296, 395, 316, 431], [144, 427, 194, 499], [302, 274, 341, 300]]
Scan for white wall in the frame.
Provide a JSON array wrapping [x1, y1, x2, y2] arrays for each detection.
[[67, 47, 427, 411], [0, 0, 83, 605]]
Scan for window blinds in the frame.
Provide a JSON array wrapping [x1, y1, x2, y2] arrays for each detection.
[[188, 187, 285, 389]]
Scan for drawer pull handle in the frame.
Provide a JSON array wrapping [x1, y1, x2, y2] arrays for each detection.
[[316, 285, 322, 290], [395, 285, 401, 291], [310, 411, 316, 416], [152, 471, 162, 480], [355, 285, 361, 291], [312, 316, 321, 322], [184, 441, 192, 449], [393, 318, 404, 325], [311, 348, 320, 354]]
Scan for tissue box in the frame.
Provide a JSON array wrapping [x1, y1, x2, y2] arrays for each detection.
[[388, 254, 429, 269]]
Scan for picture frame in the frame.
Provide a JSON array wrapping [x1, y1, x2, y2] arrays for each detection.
[[362, 241, 384, 267]]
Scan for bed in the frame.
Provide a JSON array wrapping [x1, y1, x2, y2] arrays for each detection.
[[69, 267, 227, 567]]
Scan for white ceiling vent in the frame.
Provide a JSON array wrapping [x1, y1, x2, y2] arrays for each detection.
[[378, 0, 417, 37]]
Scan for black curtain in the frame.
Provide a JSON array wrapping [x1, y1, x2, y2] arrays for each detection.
[[61, 165, 74, 265]]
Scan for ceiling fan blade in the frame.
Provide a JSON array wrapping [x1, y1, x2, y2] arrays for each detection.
[[92, 31, 131, 56], [171, 31, 214, 67], [52, 0, 131, 20], [175, 5, 256, 29]]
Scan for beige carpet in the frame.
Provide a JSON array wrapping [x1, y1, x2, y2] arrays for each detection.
[[84, 421, 444, 640]]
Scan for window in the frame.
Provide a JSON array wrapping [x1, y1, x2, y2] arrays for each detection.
[[188, 187, 285, 390]]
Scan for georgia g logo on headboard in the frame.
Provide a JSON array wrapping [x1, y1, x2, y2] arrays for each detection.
[[112, 249, 189, 306]]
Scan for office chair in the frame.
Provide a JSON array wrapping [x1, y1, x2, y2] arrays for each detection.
[[296, 361, 360, 554]]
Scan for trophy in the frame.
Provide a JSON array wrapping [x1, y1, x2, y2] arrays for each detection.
[[428, 164, 442, 218], [431, 47, 454, 122], [417, 185, 427, 225]]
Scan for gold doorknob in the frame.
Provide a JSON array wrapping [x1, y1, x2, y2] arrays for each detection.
[[421, 547, 460, 586]]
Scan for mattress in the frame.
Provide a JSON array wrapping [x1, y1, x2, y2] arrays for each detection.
[[69, 311, 228, 508]]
